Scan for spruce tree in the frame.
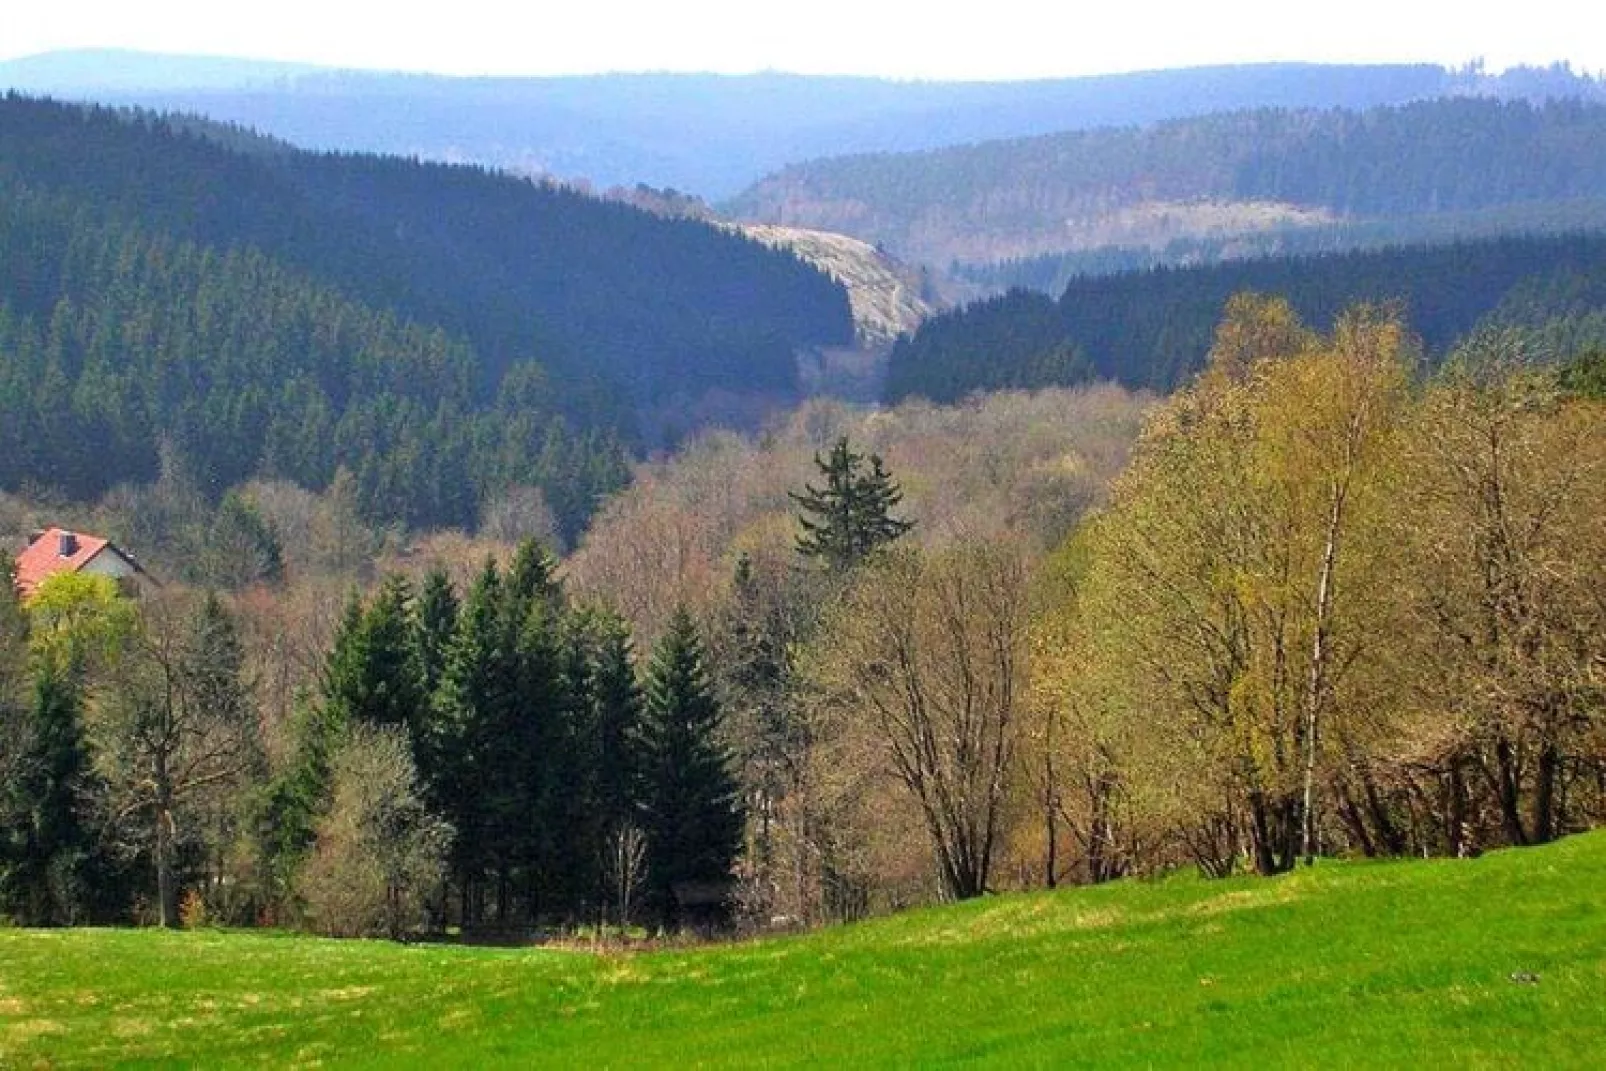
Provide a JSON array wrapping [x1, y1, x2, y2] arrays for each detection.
[[637, 608, 743, 927], [1560, 346, 1606, 400], [430, 559, 512, 923], [182, 593, 253, 739], [507, 538, 562, 616], [791, 437, 913, 570], [409, 566, 460, 833], [414, 566, 460, 698], [198, 490, 285, 589], [504, 594, 567, 920], [568, 607, 646, 912], [588, 610, 645, 838], [321, 577, 427, 737], [0, 656, 97, 925], [542, 610, 607, 916]]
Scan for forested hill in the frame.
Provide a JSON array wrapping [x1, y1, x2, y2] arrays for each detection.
[[730, 97, 1606, 268], [955, 198, 1606, 297], [0, 94, 853, 537], [0, 94, 852, 404], [885, 232, 1606, 402], [6, 53, 1604, 198]]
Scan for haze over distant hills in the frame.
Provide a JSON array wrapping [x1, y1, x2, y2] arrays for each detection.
[[5, 50, 1603, 198], [0, 49, 320, 93], [729, 95, 1606, 284]]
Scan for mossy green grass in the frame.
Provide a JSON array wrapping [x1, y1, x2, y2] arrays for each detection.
[[3, 831, 1603, 1067]]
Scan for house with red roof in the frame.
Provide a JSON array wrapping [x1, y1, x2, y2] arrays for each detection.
[[11, 527, 151, 600]]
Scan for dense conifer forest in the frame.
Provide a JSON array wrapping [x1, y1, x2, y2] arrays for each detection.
[[731, 97, 1606, 266], [0, 94, 853, 535], [886, 232, 1606, 401]]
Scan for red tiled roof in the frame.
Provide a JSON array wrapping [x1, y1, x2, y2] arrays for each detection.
[[12, 527, 113, 599]]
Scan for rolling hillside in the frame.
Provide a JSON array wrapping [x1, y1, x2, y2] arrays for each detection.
[[731, 97, 1606, 270], [0, 94, 853, 534], [2, 832, 1602, 1065], [886, 232, 1606, 401]]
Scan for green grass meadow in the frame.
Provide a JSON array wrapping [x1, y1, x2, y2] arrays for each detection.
[[3, 832, 1604, 1067]]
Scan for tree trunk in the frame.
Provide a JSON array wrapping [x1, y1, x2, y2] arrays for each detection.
[[1361, 768, 1406, 856], [1086, 770, 1122, 883], [1533, 741, 1561, 844], [1045, 792, 1058, 890], [1248, 791, 1279, 876], [153, 740, 180, 929], [1335, 782, 1376, 857], [1248, 790, 1300, 875], [1301, 485, 1345, 866], [155, 801, 179, 929], [1446, 762, 1469, 858], [1492, 738, 1529, 846], [1043, 712, 1058, 890]]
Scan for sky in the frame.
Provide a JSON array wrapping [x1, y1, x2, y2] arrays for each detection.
[[3, 0, 1603, 81]]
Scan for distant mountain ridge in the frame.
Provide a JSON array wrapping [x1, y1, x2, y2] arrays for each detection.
[[729, 96, 1606, 270], [0, 49, 319, 92], [5, 51, 1603, 198]]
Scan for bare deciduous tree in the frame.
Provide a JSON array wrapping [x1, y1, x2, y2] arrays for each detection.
[[601, 821, 648, 930], [93, 591, 259, 928], [806, 543, 1028, 900], [1386, 333, 1606, 848], [479, 484, 562, 552]]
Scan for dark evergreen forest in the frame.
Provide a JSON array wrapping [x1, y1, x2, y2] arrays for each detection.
[[731, 97, 1606, 266], [886, 232, 1606, 401], [0, 94, 854, 537], [746, 97, 1606, 222]]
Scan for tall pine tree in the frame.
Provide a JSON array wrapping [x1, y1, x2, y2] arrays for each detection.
[[637, 608, 743, 928], [413, 566, 460, 699], [587, 609, 645, 842], [1, 567, 125, 925], [0, 655, 98, 925], [321, 578, 428, 738], [791, 437, 913, 570], [502, 592, 568, 921], [430, 559, 511, 925]]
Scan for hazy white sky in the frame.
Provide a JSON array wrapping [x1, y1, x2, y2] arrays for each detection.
[[4, 0, 1603, 80]]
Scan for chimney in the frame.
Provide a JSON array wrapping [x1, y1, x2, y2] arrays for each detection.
[[58, 531, 78, 558]]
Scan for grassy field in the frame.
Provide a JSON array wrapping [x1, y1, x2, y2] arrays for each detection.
[[3, 832, 1604, 1067]]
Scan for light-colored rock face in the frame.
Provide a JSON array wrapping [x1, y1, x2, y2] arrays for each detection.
[[737, 224, 935, 347]]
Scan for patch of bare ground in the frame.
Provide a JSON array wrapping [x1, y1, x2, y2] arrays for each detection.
[[736, 224, 935, 346]]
